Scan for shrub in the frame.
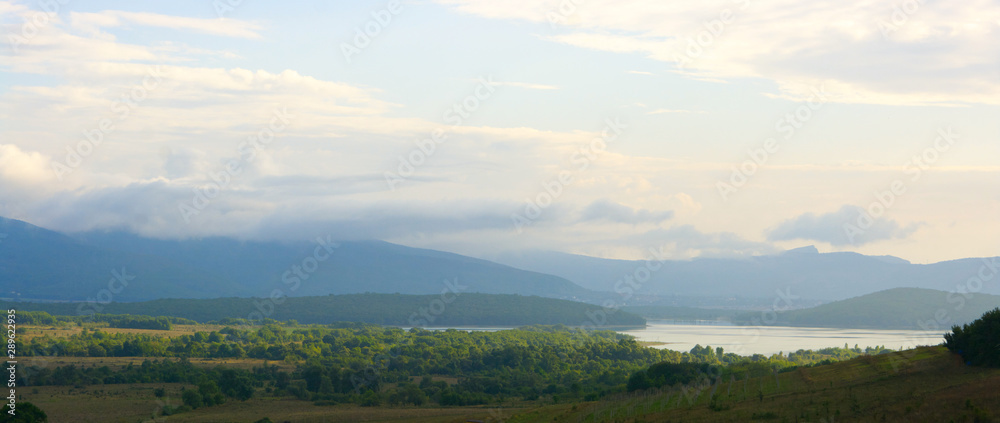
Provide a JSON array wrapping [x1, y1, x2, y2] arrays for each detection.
[[945, 307, 1000, 367]]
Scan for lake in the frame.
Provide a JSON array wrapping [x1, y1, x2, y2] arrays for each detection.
[[622, 320, 947, 356], [401, 321, 946, 356]]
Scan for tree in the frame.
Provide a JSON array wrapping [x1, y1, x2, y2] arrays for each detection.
[[218, 369, 254, 401], [626, 370, 651, 391], [181, 389, 203, 409], [945, 307, 1000, 366], [0, 401, 48, 422], [198, 380, 226, 406]]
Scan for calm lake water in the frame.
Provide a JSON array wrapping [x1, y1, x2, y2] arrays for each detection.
[[622, 320, 947, 356], [402, 322, 945, 356]]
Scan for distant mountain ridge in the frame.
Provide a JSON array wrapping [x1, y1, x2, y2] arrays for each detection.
[[0, 217, 591, 301], [736, 287, 1000, 330], [488, 248, 1000, 301], [5, 216, 998, 306]]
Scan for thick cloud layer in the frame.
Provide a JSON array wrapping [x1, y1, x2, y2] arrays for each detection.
[[1, 1, 996, 263], [767, 205, 921, 246]]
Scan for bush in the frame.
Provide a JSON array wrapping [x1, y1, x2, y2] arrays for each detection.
[[627, 361, 718, 391], [945, 307, 1000, 367], [160, 404, 191, 416], [105, 315, 172, 330], [1, 401, 48, 422], [181, 389, 203, 409], [359, 390, 381, 407], [18, 311, 57, 326]]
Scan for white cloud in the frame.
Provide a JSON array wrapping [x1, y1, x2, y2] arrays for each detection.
[[437, 0, 1000, 106], [0, 1, 28, 15], [492, 80, 559, 90], [579, 199, 673, 224], [71, 11, 262, 39], [767, 205, 922, 246], [0, 144, 53, 185], [2, 2, 997, 265], [647, 108, 701, 115], [0, 7, 672, 249]]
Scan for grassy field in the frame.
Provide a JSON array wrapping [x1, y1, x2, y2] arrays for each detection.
[[505, 346, 1000, 423], [23, 384, 518, 423]]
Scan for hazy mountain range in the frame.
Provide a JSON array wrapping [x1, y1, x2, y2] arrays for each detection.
[[1, 216, 997, 305], [0, 217, 588, 301], [488, 246, 1000, 301]]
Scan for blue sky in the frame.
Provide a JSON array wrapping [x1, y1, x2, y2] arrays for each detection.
[[1, 0, 998, 263]]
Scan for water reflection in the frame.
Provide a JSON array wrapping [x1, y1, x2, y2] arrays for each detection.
[[621, 320, 946, 356]]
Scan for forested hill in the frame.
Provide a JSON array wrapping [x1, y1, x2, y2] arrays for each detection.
[[2, 293, 646, 327], [734, 287, 1000, 329]]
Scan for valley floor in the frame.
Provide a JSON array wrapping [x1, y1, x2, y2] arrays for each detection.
[[18, 346, 1000, 422], [507, 346, 1000, 423]]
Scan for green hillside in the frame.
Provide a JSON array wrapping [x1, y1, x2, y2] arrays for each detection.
[[622, 305, 739, 321], [2, 293, 646, 327], [504, 346, 1000, 423], [736, 287, 1000, 329]]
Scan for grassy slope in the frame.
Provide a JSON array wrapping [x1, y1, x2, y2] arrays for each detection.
[[506, 346, 1000, 423], [26, 384, 506, 423], [25, 347, 999, 422]]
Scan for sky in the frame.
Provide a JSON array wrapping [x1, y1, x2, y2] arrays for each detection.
[[0, 0, 998, 264]]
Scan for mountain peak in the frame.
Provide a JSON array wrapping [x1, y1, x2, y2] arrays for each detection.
[[782, 245, 819, 255]]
